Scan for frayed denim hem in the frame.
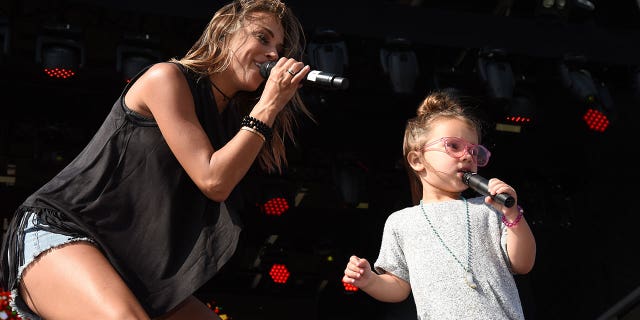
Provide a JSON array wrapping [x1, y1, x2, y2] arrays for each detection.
[[10, 234, 95, 320]]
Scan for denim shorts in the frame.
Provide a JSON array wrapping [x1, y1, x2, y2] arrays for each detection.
[[10, 212, 95, 320]]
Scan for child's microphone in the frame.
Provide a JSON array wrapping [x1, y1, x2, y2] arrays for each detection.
[[462, 172, 515, 208]]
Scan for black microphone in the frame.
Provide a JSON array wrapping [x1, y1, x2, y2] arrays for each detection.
[[462, 172, 515, 208], [259, 61, 349, 90]]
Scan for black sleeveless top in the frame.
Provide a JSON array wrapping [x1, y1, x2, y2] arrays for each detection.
[[0, 62, 244, 317]]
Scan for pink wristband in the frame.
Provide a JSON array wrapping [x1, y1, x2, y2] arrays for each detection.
[[501, 205, 523, 228]]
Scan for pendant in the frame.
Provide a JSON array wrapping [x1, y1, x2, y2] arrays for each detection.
[[465, 271, 477, 289]]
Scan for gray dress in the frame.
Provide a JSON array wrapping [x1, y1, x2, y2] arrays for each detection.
[[374, 197, 525, 320]]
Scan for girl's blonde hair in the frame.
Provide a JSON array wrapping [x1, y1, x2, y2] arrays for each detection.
[[171, 0, 312, 173], [402, 89, 484, 204]]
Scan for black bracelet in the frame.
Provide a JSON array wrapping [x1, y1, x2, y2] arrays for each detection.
[[241, 115, 273, 142]]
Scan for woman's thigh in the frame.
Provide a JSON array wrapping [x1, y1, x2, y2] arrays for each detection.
[[20, 241, 150, 320]]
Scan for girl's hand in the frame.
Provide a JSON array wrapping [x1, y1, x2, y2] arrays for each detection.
[[342, 255, 375, 289], [486, 178, 519, 219]]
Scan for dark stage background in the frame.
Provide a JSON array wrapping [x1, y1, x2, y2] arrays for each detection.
[[1, 0, 640, 319]]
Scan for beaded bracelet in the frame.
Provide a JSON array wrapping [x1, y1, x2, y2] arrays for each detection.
[[241, 115, 273, 142], [240, 126, 266, 142], [501, 205, 524, 228]]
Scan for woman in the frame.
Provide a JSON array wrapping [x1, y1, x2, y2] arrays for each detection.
[[0, 0, 312, 319]]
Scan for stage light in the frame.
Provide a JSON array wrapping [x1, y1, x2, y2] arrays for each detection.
[[255, 177, 295, 216], [261, 196, 290, 216], [249, 235, 294, 289], [542, 0, 566, 9], [380, 37, 419, 94], [477, 48, 514, 102], [342, 281, 359, 292], [559, 63, 612, 132], [573, 71, 610, 132], [307, 29, 348, 76], [536, 0, 568, 17], [574, 0, 595, 11], [268, 263, 290, 284], [582, 106, 609, 132], [116, 33, 163, 83], [35, 23, 85, 79], [496, 93, 536, 133], [505, 95, 535, 124]]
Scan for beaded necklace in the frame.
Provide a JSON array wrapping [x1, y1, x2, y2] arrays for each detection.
[[419, 197, 477, 289]]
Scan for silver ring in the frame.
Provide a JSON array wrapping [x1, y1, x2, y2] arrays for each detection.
[[286, 69, 295, 76]]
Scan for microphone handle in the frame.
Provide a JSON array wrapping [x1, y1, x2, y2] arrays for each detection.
[[259, 62, 349, 90], [491, 193, 515, 208], [464, 173, 515, 208]]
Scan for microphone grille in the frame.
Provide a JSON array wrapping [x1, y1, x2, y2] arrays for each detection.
[[259, 61, 276, 79], [462, 171, 474, 185]]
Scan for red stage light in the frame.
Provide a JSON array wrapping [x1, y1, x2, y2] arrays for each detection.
[[43, 67, 75, 79], [268, 263, 290, 284], [583, 108, 609, 132], [36, 24, 85, 80], [505, 115, 532, 124], [342, 281, 359, 292], [262, 197, 290, 216]]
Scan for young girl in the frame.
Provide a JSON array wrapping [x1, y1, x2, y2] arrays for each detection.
[[343, 90, 536, 319]]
